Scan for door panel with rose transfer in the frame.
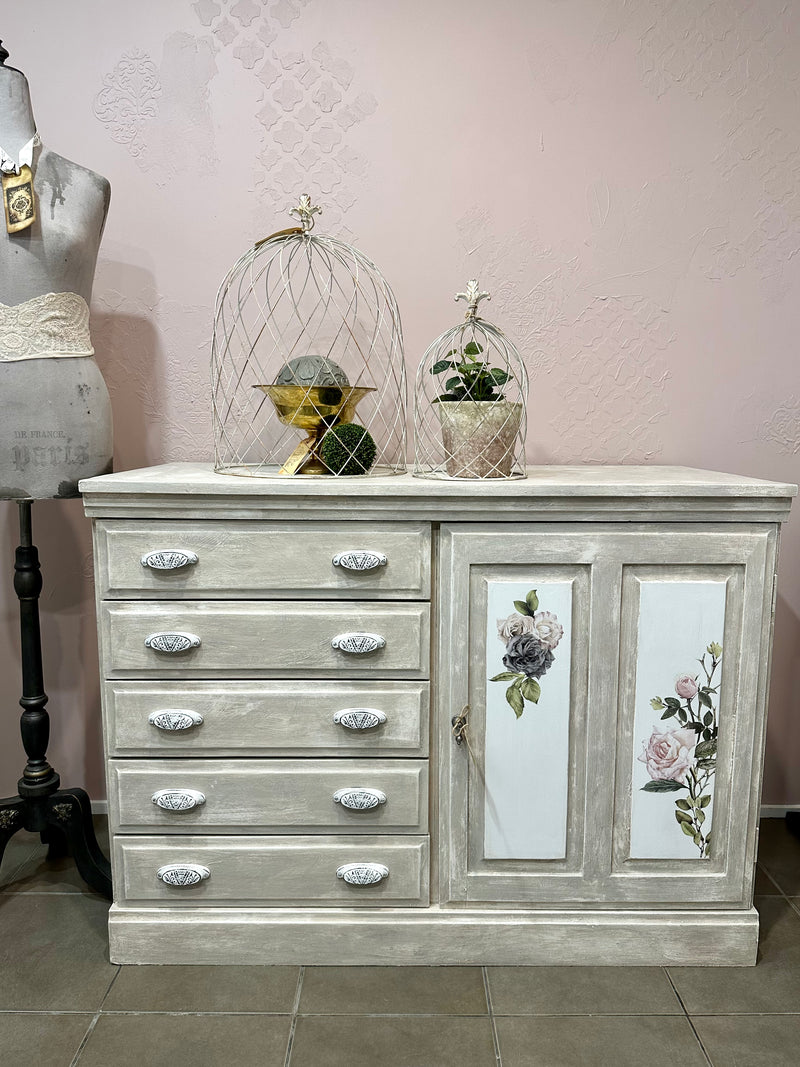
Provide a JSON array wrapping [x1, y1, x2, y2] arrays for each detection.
[[438, 524, 773, 906]]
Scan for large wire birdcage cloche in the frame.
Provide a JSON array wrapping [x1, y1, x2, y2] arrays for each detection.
[[413, 280, 528, 479], [212, 195, 406, 477]]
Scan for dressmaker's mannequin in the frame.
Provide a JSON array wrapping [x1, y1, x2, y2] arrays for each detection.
[[0, 43, 112, 498], [0, 43, 112, 898]]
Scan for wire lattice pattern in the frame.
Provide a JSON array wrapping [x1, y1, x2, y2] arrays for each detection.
[[212, 200, 405, 477], [414, 283, 528, 480]]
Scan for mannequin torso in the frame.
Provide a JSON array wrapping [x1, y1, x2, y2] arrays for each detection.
[[0, 52, 113, 498]]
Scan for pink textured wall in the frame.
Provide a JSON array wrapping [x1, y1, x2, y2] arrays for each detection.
[[2, 0, 798, 804]]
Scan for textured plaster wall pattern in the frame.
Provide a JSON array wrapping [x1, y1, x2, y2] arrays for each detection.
[[1, 0, 798, 804]]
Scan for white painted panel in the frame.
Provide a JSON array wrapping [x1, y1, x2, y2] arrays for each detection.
[[484, 580, 572, 859], [630, 580, 727, 860]]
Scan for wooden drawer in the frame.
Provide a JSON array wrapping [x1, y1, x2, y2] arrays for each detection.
[[108, 758, 428, 834], [104, 680, 429, 757], [95, 520, 431, 600], [101, 601, 430, 679], [114, 834, 430, 906]]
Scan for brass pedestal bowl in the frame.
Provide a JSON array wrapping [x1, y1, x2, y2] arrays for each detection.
[[254, 383, 375, 475]]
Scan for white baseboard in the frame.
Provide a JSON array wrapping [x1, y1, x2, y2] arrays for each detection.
[[760, 804, 800, 818]]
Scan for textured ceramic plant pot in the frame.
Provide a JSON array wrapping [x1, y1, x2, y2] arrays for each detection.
[[436, 399, 522, 478]]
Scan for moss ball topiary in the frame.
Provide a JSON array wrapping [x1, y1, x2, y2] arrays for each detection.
[[320, 422, 377, 476]]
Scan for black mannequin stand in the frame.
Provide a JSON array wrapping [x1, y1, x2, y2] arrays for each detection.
[[0, 500, 111, 898]]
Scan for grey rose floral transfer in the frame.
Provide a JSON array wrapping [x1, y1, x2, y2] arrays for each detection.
[[638, 642, 722, 858], [490, 589, 564, 717]]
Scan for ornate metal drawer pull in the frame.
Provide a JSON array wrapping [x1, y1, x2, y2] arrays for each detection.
[[152, 789, 206, 811], [331, 632, 386, 654], [149, 710, 204, 732], [141, 550, 199, 570], [145, 632, 201, 654], [156, 863, 210, 887], [333, 787, 387, 810], [333, 708, 387, 731], [332, 550, 387, 572], [336, 862, 389, 886]]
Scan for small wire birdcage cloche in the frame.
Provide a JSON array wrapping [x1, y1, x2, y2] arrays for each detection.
[[413, 280, 527, 479], [212, 195, 406, 477]]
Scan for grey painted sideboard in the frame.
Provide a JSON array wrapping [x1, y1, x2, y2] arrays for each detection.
[[80, 463, 796, 965]]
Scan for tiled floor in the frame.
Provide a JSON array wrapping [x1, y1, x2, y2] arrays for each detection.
[[1, 818, 800, 1065]]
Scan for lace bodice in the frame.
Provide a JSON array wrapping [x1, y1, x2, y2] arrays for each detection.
[[0, 291, 94, 361]]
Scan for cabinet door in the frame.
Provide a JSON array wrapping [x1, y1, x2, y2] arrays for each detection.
[[438, 524, 776, 906]]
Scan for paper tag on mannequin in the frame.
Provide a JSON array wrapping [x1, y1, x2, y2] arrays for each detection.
[[3, 165, 36, 233]]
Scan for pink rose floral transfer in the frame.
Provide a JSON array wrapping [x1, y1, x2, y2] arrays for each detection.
[[638, 642, 722, 858], [491, 589, 564, 718]]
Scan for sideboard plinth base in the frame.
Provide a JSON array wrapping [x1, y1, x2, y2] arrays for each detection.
[[108, 905, 759, 967]]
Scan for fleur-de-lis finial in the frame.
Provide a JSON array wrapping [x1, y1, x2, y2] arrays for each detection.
[[455, 279, 490, 319], [290, 193, 322, 232]]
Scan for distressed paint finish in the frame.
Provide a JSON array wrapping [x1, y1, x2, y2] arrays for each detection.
[[83, 465, 788, 964]]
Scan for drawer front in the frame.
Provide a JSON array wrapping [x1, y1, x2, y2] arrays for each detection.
[[115, 834, 429, 906], [104, 681, 429, 756], [101, 601, 430, 679], [108, 759, 428, 833], [95, 520, 431, 600]]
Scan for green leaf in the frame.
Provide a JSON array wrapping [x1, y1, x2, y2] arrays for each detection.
[[430, 359, 455, 375], [693, 832, 703, 847], [664, 697, 681, 709], [699, 794, 712, 808], [489, 367, 511, 384], [520, 678, 541, 704], [506, 684, 524, 719], [680, 820, 696, 836], [641, 779, 686, 793], [698, 691, 713, 709], [660, 708, 676, 720], [444, 377, 462, 391], [694, 739, 717, 758], [703, 711, 713, 727], [650, 697, 665, 710], [695, 758, 716, 770], [463, 341, 483, 356], [696, 809, 706, 825], [514, 600, 533, 617], [675, 810, 693, 825], [678, 708, 688, 723], [525, 589, 539, 613], [675, 799, 692, 811], [490, 671, 519, 682]]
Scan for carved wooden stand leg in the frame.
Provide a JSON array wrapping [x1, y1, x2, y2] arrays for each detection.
[[0, 501, 112, 898]]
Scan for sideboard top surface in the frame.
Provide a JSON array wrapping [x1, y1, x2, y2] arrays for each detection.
[[80, 463, 796, 522]]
